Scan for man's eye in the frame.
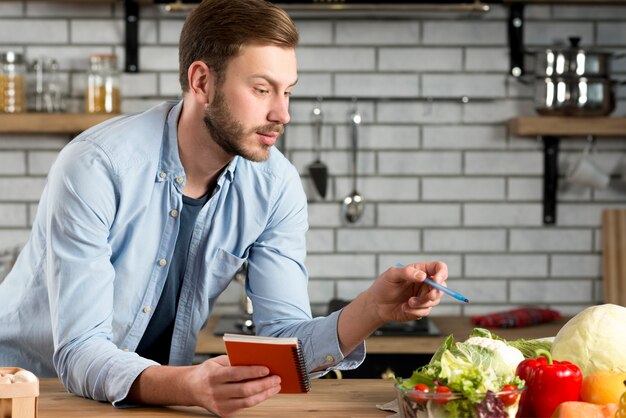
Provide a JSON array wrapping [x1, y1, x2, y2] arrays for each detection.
[[284, 91, 292, 97], [255, 88, 269, 95]]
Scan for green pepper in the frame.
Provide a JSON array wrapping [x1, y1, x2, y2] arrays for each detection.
[[515, 349, 582, 418]]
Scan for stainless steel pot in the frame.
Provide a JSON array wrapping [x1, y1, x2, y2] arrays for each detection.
[[530, 37, 615, 78], [534, 76, 616, 117]]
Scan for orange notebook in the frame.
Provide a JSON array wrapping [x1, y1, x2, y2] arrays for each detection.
[[223, 333, 310, 394]]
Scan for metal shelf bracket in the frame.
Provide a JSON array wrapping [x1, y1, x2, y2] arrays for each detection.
[[508, 3, 525, 77], [125, 0, 139, 73], [542, 136, 560, 225]]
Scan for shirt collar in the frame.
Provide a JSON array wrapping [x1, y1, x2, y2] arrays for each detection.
[[157, 99, 185, 185], [158, 99, 239, 186]]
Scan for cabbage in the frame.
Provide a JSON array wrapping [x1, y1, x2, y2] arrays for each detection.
[[550, 303, 626, 376]]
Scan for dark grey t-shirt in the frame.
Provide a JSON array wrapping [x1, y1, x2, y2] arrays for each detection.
[[135, 193, 208, 364]]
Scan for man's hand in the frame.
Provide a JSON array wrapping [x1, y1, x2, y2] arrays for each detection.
[[127, 355, 281, 417], [366, 262, 448, 323], [190, 355, 282, 416], [336, 261, 448, 356]]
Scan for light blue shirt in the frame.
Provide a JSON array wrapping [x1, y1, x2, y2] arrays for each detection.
[[0, 100, 364, 405]]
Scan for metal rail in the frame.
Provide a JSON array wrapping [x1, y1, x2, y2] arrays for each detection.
[[162, 0, 490, 13]]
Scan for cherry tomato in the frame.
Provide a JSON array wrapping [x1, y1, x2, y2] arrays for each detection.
[[410, 383, 430, 404], [434, 385, 453, 404], [498, 384, 520, 407]]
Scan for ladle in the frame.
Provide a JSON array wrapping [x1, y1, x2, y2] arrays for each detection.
[[342, 106, 365, 223], [307, 101, 328, 198]]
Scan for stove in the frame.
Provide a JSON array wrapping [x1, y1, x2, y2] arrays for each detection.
[[213, 299, 441, 337], [371, 317, 441, 336], [327, 298, 441, 337]]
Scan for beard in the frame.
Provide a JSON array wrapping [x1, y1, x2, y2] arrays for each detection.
[[203, 89, 284, 163]]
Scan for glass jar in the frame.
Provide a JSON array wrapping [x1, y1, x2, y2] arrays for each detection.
[[0, 51, 27, 113], [85, 54, 120, 114], [30, 57, 64, 113]]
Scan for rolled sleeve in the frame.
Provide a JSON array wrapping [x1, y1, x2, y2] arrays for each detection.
[[303, 310, 365, 374], [108, 356, 159, 407]]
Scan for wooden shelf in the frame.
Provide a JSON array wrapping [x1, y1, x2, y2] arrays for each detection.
[[509, 116, 626, 137], [0, 113, 119, 134]]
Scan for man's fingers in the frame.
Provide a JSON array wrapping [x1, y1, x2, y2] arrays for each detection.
[[408, 289, 443, 308], [210, 355, 231, 366], [214, 384, 282, 417], [403, 261, 448, 282], [402, 303, 433, 317], [427, 261, 448, 281], [224, 375, 281, 398], [220, 365, 271, 383]]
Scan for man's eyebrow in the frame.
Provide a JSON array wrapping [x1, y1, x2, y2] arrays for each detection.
[[250, 74, 298, 88]]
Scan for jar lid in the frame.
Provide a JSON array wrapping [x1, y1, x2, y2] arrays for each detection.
[[1, 51, 24, 64], [89, 54, 118, 63]]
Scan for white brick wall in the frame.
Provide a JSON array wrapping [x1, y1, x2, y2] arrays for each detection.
[[1, 2, 625, 317]]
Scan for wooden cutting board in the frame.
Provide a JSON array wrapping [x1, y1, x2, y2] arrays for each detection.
[[602, 209, 626, 306]]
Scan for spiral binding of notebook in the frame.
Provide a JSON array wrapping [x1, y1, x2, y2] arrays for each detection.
[[291, 339, 311, 393]]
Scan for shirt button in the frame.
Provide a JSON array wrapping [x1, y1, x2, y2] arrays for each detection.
[[159, 171, 167, 179], [143, 306, 151, 313], [122, 348, 129, 352], [175, 176, 184, 184], [325, 355, 334, 363], [169, 209, 179, 218], [158, 258, 167, 266]]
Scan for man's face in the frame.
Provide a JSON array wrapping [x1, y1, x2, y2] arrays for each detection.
[[203, 44, 297, 162]]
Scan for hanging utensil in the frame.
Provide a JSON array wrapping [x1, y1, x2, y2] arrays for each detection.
[[307, 101, 328, 198], [342, 105, 365, 223]]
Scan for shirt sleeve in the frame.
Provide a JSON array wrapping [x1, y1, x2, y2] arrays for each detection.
[[246, 161, 365, 373], [299, 310, 366, 375], [45, 140, 158, 404]]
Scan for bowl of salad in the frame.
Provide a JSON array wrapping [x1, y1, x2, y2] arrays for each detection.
[[395, 383, 525, 418], [394, 328, 550, 418]]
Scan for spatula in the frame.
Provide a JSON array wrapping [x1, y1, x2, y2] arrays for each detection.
[[308, 103, 328, 198]]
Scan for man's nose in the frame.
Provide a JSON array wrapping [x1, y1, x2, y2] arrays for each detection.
[[268, 95, 290, 125]]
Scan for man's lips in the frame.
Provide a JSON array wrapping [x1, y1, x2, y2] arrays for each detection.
[[257, 129, 282, 146]]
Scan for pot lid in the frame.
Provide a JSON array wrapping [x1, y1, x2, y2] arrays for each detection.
[[546, 37, 613, 56]]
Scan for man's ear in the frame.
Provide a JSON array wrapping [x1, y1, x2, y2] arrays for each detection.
[[187, 61, 216, 106]]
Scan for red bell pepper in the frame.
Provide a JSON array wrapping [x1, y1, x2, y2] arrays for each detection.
[[515, 349, 582, 418]]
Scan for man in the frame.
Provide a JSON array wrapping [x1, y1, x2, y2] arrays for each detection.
[[0, 0, 447, 416]]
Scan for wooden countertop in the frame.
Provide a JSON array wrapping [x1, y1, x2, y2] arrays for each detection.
[[30, 318, 568, 417], [196, 315, 569, 355], [36, 378, 393, 417]]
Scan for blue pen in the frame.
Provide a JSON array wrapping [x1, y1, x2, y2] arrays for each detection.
[[395, 263, 469, 303]]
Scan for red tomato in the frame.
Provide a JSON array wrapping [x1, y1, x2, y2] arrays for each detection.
[[498, 384, 520, 407], [410, 383, 430, 404], [434, 385, 453, 404]]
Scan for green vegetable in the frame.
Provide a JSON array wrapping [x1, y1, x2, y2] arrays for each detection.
[[470, 328, 553, 359], [463, 336, 524, 379], [550, 303, 626, 376], [396, 329, 527, 418]]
